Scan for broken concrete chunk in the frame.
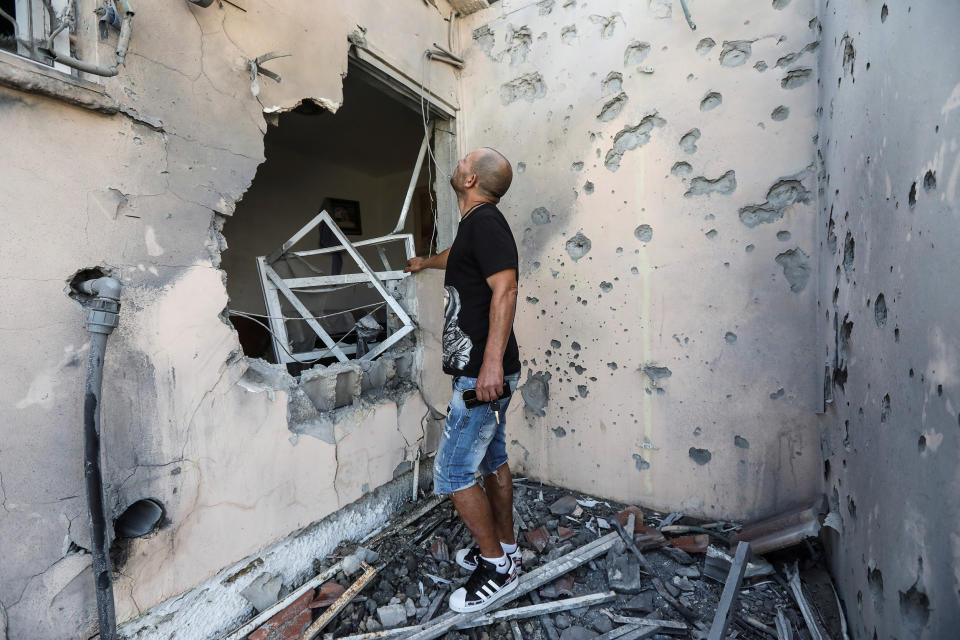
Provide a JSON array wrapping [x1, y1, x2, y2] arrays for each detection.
[[557, 525, 576, 541], [240, 572, 282, 613], [376, 603, 408, 628], [622, 591, 654, 613], [677, 565, 701, 578], [550, 495, 580, 515]]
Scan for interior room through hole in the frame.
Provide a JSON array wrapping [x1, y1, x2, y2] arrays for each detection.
[[222, 69, 439, 373]]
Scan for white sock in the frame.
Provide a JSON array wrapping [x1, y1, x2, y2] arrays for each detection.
[[481, 553, 510, 574], [500, 541, 518, 554]]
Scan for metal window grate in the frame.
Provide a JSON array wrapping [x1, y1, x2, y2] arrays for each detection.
[[0, 0, 73, 67]]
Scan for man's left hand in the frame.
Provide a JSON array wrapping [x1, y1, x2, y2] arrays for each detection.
[[476, 362, 504, 402]]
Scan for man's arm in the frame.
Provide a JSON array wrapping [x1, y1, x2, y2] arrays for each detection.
[[404, 248, 450, 272], [476, 268, 519, 402]]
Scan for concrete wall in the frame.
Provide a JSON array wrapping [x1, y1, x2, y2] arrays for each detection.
[[815, 2, 960, 638], [0, 1, 455, 638], [457, 0, 823, 520]]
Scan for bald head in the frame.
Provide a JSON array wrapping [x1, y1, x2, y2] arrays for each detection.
[[469, 147, 513, 200], [450, 147, 514, 203]]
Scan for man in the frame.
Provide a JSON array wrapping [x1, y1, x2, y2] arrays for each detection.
[[404, 148, 522, 613]]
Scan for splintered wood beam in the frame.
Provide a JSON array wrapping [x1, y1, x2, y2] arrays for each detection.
[[398, 532, 622, 640], [707, 541, 752, 640]]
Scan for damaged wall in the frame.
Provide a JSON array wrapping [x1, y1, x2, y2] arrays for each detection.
[[457, 0, 823, 519], [0, 1, 456, 638], [815, 2, 960, 638]]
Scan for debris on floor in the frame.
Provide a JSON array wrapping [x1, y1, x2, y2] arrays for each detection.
[[233, 483, 846, 640]]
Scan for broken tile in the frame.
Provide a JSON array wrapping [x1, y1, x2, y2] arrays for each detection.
[[524, 526, 551, 553], [249, 590, 314, 640], [634, 525, 667, 549], [308, 582, 346, 608], [430, 537, 449, 562], [550, 495, 580, 515], [540, 573, 576, 599], [557, 525, 576, 541], [614, 505, 645, 528], [667, 533, 709, 553]]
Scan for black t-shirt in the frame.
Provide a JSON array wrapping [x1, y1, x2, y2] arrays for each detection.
[[442, 204, 521, 378]]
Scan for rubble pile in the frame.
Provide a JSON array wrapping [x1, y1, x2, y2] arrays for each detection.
[[237, 482, 845, 640]]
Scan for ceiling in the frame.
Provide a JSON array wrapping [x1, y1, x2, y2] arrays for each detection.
[[265, 73, 429, 178]]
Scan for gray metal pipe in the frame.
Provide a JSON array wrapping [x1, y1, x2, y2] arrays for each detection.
[[78, 276, 122, 640], [49, 11, 133, 77]]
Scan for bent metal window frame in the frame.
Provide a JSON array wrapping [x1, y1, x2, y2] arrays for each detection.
[[256, 124, 432, 365]]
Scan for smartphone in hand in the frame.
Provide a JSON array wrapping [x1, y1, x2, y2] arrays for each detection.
[[462, 382, 512, 409]]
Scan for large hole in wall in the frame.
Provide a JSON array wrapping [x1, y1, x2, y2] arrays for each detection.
[[221, 69, 438, 376]]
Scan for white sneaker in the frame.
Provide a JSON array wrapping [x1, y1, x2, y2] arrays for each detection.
[[455, 545, 523, 575], [449, 556, 519, 613]]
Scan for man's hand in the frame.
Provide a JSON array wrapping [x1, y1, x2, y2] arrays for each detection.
[[404, 257, 427, 273], [476, 361, 504, 402]]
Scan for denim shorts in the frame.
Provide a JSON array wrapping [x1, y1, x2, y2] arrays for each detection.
[[433, 372, 521, 495]]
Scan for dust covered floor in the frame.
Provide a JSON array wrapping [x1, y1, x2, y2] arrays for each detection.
[[244, 481, 843, 640]]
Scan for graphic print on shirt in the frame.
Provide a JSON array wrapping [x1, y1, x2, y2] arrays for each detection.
[[442, 285, 473, 371]]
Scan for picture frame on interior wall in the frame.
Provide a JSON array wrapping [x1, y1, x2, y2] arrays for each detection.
[[325, 197, 363, 235]]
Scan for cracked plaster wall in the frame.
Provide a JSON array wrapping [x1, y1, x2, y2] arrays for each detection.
[[815, 2, 960, 638], [0, 1, 455, 638], [457, 0, 824, 520]]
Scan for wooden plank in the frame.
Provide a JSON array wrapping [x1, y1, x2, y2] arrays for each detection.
[[221, 560, 343, 640], [299, 563, 378, 640], [399, 532, 621, 640], [464, 592, 617, 627], [707, 541, 751, 640], [330, 593, 616, 640], [528, 590, 558, 640], [605, 612, 688, 630]]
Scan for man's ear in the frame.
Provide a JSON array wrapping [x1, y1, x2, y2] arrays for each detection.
[[464, 173, 478, 188]]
